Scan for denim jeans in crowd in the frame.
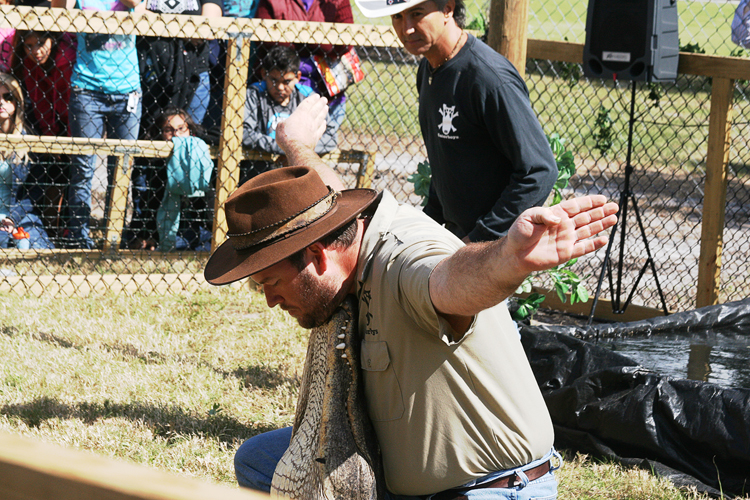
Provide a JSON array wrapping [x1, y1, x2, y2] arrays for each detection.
[[234, 426, 561, 500], [186, 71, 210, 125], [68, 86, 141, 249]]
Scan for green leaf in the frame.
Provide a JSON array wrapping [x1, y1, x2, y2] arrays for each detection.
[[511, 293, 546, 321], [407, 161, 432, 206], [573, 283, 590, 304], [554, 282, 569, 303]]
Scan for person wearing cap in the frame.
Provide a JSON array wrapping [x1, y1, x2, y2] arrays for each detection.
[[207, 95, 618, 499], [356, 0, 558, 245]]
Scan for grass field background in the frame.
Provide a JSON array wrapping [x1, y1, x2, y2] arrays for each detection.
[[1, 289, 747, 499], [353, 0, 743, 57]]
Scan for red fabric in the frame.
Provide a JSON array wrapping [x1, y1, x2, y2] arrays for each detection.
[[22, 35, 75, 137], [256, 0, 352, 57], [257, 0, 353, 24]]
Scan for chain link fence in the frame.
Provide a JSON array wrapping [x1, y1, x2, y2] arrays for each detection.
[[0, 2, 748, 315]]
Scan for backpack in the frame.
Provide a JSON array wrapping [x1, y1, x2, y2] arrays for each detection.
[[731, 0, 750, 48]]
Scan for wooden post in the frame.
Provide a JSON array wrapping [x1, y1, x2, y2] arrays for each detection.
[[103, 152, 133, 252], [355, 150, 376, 189], [212, 33, 251, 253], [487, 0, 529, 77], [696, 77, 734, 307]]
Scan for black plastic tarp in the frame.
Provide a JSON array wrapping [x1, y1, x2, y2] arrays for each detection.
[[519, 299, 750, 498]]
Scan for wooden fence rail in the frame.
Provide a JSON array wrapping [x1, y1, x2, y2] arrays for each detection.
[[0, 431, 267, 500]]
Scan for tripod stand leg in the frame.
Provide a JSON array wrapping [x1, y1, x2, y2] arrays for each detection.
[[628, 194, 670, 315], [587, 80, 669, 323], [587, 218, 618, 326]]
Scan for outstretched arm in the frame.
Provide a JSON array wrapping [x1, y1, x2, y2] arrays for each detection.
[[430, 195, 619, 333], [275, 94, 345, 191]]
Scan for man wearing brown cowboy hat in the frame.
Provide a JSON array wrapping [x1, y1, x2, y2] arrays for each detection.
[[205, 95, 619, 500]]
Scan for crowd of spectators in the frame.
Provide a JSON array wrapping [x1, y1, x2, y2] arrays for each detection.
[[0, 0, 352, 251]]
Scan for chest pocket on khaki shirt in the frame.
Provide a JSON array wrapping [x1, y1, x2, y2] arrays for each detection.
[[361, 340, 405, 421]]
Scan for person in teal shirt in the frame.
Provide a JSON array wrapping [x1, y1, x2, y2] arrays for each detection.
[[51, 0, 143, 249]]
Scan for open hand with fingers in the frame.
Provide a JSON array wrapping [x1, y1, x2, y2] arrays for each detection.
[[274, 94, 345, 191], [276, 94, 329, 153], [506, 195, 619, 275]]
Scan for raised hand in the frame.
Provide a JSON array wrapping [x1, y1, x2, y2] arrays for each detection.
[[276, 94, 329, 153], [274, 95, 345, 191], [505, 195, 619, 275]]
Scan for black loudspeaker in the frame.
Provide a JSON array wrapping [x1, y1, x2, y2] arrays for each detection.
[[583, 0, 679, 82]]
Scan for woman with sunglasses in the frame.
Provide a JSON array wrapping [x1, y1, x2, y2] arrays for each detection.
[[0, 72, 54, 250]]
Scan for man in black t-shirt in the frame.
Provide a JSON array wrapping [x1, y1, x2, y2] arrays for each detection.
[[356, 0, 558, 243]]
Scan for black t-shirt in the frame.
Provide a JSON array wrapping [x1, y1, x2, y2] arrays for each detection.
[[417, 34, 558, 242], [145, 0, 224, 70]]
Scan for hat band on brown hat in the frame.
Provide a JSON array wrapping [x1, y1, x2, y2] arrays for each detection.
[[229, 189, 338, 251]]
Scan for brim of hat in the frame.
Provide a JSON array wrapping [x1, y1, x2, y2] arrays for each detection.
[[204, 188, 379, 285], [355, 0, 429, 17]]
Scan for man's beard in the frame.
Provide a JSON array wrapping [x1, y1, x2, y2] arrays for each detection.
[[295, 268, 351, 329]]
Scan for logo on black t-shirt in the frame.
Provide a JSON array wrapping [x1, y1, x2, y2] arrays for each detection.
[[437, 103, 459, 139]]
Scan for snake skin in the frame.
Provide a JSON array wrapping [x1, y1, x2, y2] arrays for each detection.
[[270, 295, 386, 500]]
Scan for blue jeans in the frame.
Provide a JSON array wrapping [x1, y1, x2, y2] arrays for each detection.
[[235, 427, 293, 492], [68, 86, 141, 248], [186, 71, 210, 125], [234, 427, 561, 500]]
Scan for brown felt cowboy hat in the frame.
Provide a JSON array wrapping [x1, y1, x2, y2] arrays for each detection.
[[204, 166, 378, 285]]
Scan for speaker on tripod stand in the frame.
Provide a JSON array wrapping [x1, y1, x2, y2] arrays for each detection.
[[583, 0, 679, 322]]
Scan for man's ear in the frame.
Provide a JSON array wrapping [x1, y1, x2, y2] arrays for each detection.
[[306, 242, 329, 276], [260, 68, 267, 79], [295, 71, 302, 80], [443, 0, 455, 17]]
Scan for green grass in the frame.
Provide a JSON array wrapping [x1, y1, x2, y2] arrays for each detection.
[[528, 0, 741, 56], [343, 0, 745, 149], [353, 0, 743, 57], [342, 59, 421, 140], [0, 289, 306, 484], [1, 289, 747, 498]]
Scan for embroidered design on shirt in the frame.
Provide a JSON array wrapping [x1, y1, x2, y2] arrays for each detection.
[[438, 103, 459, 139], [147, 0, 201, 13]]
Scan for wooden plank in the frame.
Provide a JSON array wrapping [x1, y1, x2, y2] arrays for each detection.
[[0, 431, 267, 500], [4, 5, 750, 76], [517, 287, 668, 323], [526, 39, 750, 80], [488, 0, 530, 77], [355, 150, 376, 189], [103, 153, 133, 252], [677, 52, 750, 80], [0, 5, 400, 47], [0, 248, 209, 261], [697, 77, 734, 307], [527, 39, 584, 64], [0, 135, 174, 157], [212, 35, 250, 252], [0, 136, 363, 165]]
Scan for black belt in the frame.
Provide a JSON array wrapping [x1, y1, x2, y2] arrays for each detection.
[[429, 460, 552, 500]]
